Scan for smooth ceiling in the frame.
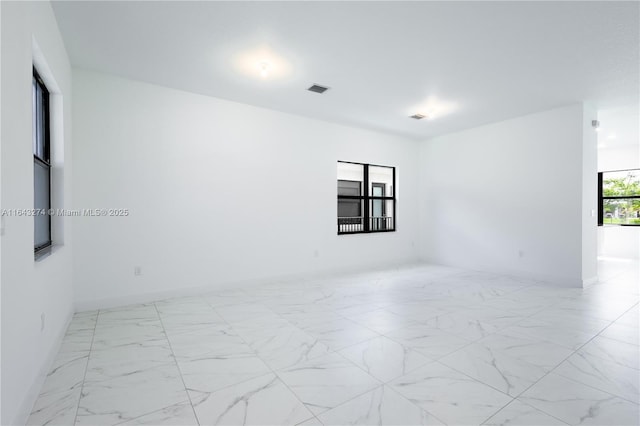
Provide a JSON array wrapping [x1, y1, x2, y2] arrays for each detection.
[[52, 1, 639, 140]]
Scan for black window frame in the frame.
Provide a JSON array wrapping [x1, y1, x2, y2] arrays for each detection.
[[33, 67, 52, 257], [337, 161, 396, 235], [598, 168, 640, 227]]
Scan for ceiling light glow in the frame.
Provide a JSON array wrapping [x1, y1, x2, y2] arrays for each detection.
[[232, 46, 292, 80], [259, 62, 269, 78], [409, 96, 457, 121]]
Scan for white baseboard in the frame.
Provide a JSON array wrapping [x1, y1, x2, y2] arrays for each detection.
[[74, 258, 423, 312], [12, 310, 74, 426], [582, 275, 599, 288], [74, 283, 226, 312], [418, 257, 585, 288]]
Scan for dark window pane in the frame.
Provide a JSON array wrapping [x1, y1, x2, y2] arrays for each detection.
[[338, 199, 361, 218], [338, 180, 361, 196], [32, 77, 38, 155], [33, 68, 51, 253], [338, 200, 364, 233], [34, 160, 51, 248], [338, 198, 363, 233]]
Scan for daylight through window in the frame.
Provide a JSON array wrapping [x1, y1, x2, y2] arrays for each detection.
[[337, 161, 395, 234], [598, 169, 640, 226]]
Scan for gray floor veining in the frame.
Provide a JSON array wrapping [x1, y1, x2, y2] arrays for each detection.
[[28, 260, 639, 425]]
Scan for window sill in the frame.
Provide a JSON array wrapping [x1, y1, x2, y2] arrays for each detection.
[[35, 243, 65, 262], [35, 244, 52, 262], [338, 229, 396, 235]]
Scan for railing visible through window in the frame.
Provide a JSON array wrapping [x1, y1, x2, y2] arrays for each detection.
[[337, 161, 395, 234]]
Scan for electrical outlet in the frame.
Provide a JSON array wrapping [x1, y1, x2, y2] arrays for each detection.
[[40, 313, 46, 332], [313, 249, 319, 258], [518, 250, 524, 258], [134, 266, 142, 276]]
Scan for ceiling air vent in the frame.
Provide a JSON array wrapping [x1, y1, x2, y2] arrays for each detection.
[[308, 84, 329, 94], [410, 113, 426, 120]]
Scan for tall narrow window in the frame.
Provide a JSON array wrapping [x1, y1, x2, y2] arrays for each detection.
[[337, 161, 395, 234], [598, 169, 640, 226], [33, 67, 52, 256]]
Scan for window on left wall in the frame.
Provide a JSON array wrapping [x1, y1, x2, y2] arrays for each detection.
[[33, 67, 52, 257]]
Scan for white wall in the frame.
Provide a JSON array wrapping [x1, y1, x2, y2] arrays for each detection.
[[597, 106, 639, 173], [0, 0, 3, 418], [418, 104, 597, 287], [72, 69, 420, 310], [598, 226, 640, 259], [599, 146, 640, 173], [1, 2, 74, 425], [581, 103, 598, 284]]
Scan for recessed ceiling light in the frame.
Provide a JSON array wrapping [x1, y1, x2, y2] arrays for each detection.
[[259, 62, 270, 78], [308, 84, 329, 94], [232, 46, 292, 80], [410, 96, 457, 121]]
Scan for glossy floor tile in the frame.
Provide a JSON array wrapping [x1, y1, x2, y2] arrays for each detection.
[[28, 259, 639, 425], [275, 352, 381, 415], [317, 385, 444, 425], [75, 364, 189, 425], [338, 336, 432, 383], [189, 373, 314, 425], [518, 373, 639, 425], [389, 362, 513, 425], [482, 400, 568, 426], [439, 342, 548, 396]]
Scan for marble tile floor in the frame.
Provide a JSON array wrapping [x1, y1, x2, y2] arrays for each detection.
[[28, 260, 639, 425]]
